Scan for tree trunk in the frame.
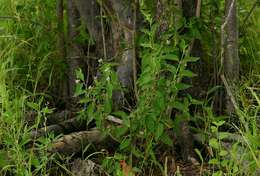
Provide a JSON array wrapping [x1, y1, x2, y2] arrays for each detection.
[[223, 0, 239, 115], [67, 0, 81, 106], [56, 0, 69, 108]]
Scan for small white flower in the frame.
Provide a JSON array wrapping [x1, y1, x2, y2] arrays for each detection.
[[93, 76, 97, 80], [88, 86, 92, 89], [98, 58, 103, 63], [106, 77, 110, 81], [166, 40, 170, 45], [75, 79, 80, 84]]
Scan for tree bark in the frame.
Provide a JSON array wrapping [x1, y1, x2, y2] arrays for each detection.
[[223, 0, 239, 115], [56, 0, 69, 108], [67, 0, 82, 105]]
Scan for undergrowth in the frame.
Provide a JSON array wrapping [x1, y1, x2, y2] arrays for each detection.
[[0, 0, 259, 175]]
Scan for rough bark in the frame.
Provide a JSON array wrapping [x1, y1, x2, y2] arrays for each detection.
[[110, 0, 135, 95], [223, 0, 239, 115], [74, 0, 103, 55], [67, 0, 81, 105], [56, 0, 69, 108]]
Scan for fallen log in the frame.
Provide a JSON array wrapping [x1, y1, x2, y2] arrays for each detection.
[[49, 128, 118, 155]]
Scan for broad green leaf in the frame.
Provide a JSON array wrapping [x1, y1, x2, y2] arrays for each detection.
[[219, 150, 228, 156], [211, 126, 218, 133], [209, 138, 219, 149], [209, 159, 219, 165], [75, 68, 84, 81], [162, 54, 179, 61], [74, 83, 84, 96]]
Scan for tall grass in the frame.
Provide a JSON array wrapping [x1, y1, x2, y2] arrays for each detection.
[[0, 0, 58, 175]]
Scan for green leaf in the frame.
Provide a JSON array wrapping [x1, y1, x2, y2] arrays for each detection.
[[209, 159, 219, 165], [119, 138, 131, 150], [166, 64, 177, 74], [160, 132, 173, 146], [113, 126, 128, 138], [75, 68, 84, 81], [175, 83, 192, 90], [74, 83, 84, 96], [146, 115, 155, 133], [183, 56, 200, 63], [209, 138, 219, 149], [211, 126, 218, 133], [212, 120, 225, 127], [217, 132, 230, 140], [180, 70, 197, 77], [207, 86, 223, 95], [162, 54, 179, 61], [87, 103, 95, 118], [219, 150, 228, 156], [27, 102, 39, 111], [173, 101, 189, 112], [104, 98, 112, 113], [155, 123, 164, 141]]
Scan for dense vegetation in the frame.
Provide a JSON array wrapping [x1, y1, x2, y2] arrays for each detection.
[[0, 0, 259, 175]]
